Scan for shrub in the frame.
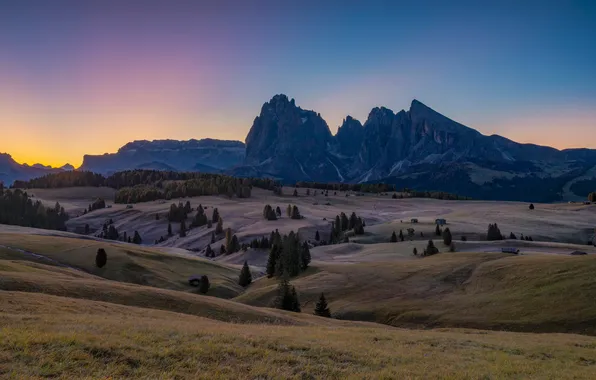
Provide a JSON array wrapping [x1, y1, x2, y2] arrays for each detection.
[[529, 203, 535, 210], [198, 275, 210, 294], [442, 227, 452, 246], [423, 240, 439, 256]]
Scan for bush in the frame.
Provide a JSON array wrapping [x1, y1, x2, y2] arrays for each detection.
[[442, 228, 452, 246], [529, 203, 535, 210], [95, 248, 107, 268], [423, 240, 439, 256]]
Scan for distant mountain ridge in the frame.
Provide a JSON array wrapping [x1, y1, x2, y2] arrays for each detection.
[[2, 95, 596, 201]]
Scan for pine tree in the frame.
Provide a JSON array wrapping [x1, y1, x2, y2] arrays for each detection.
[[349, 212, 358, 230], [301, 241, 311, 270], [509, 232, 517, 239], [589, 192, 596, 203], [291, 205, 301, 219], [211, 231, 216, 244], [155, 213, 160, 221], [205, 244, 213, 258], [220, 245, 226, 255], [290, 286, 301, 312], [276, 206, 281, 217], [315, 230, 320, 241], [392, 193, 397, 199], [529, 203, 535, 210], [84, 224, 90, 234], [215, 216, 223, 234], [133, 230, 142, 244], [390, 231, 397, 243], [442, 227, 452, 246], [314, 293, 331, 317], [487, 223, 503, 241], [238, 261, 252, 287], [266, 244, 280, 277], [274, 278, 294, 311], [286, 204, 292, 218], [167, 222, 172, 236], [95, 248, 107, 268], [424, 240, 439, 256], [413, 247, 418, 256], [179, 220, 187, 237], [435, 224, 442, 236], [399, 229, 404, 242], [198, 275, 210, 294], [230, 235, 239, 254], [340, 212, 349, 231], [293, 188, 298, 197], [212, 208, 219, 223]]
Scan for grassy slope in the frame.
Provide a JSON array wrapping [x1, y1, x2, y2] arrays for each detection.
[[0, 233, 242, 298], [236, 252, 596, 335], [2, 291, 596, 379]]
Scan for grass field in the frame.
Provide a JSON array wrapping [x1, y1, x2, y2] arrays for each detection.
[[0, 233, 243, 298], [2, 290, 596, 379], [236, 251, 596, 335]]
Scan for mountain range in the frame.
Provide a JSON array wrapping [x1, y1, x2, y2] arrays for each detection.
[[2, 95, 596, 202]]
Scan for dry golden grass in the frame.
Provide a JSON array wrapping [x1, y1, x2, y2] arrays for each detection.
[[236, 252, 596, 335], [2, 291, 596, 379], [0, 233, 242, 298]]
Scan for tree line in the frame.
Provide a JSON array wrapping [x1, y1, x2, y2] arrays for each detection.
[[0, 188, 68, 231], [295, 181, 395, 193]]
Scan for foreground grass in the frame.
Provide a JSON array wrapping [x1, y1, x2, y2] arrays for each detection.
[[0, 233, 242, 298], [237, 252, 596, 335], [1, 291, 596, 379]]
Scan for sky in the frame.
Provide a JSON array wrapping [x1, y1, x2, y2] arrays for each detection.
[[1, 0, 595, 167]]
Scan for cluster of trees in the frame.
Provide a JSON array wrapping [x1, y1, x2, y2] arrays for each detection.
[[509, 232, 533, 241], [12, 171, 105, 189], [589, 192, 596, 202], [13, 169, 280, 191], [286, 204, 302, 219], [400, 189, 471, 201], [191, 204, 211, 228], [225, 228, 240, 254], [262, 204, 280, 220], [266, 231, 311, 278], [0, 188, 68, 230], [97, 219, 142, 244], [168, 201, 192, 223], [274, 278, 301, 312], [487, 223, 504, 241], [295, 182, 396, 193], [248, 235, 272, 249], [86, 198, 106, 213], [390, 230, 405, 242], [329, 212, 365, 244]]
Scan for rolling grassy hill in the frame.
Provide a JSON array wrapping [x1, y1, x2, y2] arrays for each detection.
[[2, 289, 596, 379], [235, 251, 596, 335], [0, 233, 242, 298]]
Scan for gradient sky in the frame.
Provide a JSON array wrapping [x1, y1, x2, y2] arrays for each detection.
[[1, 0, 595, 167]]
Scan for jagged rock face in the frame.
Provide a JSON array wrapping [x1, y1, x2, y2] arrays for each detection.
[[80, 139, 245, 174], [0, 153, 59, 185], [244, 94, 338, 181], [335, 116, 364, 157]]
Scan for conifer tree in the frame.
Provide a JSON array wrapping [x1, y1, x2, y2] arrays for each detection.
[[340, 212, 349, 231], [95, 248, 107, 268], [212, 208, 220, 223], [315, 230, 320, 241], [301, 241, 311, 270], [291, 205, 301, 219], [198, 275, 210, 294], [290, 286, 301, 312], [205, 244, 213, 258], [215, 216, 223, 234], [220, 244, 226, 255], [390, 231, 398, 243], [133, 230, 142, 244], [155, 213, 160, 221], [266, 244, 280, 277], [84, 224, 90, 234], [509, 232, 517, 239], [238, 261, 252, 287], [293, 188, 298, 197], [442, 227, 452, 246], [424, 240, 439, 256], [179, 220, 187, 237], [435, 224, 442, 236], [529, 203, 535, 210], [276, 206, 282, 217], [287, 204, 292, 217], [399, 229, 404, 242], [211, 231, 216, 243], [273, 278, 294, 311], [413, 247, 418, 256], [314, 293, 331, 317], [167, 222, 172, 236]]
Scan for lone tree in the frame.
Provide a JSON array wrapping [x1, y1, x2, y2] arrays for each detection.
[[413, 247, 418, 256], [95, 248, 107, 268], [286, 204, 292, 218], [167, 222, 173, 236], [442, 227, 452, 246], [293, 188, 298, 197], [435, 224, 442, 236], [399, 229, 404, 242], [314, 292, 331, 318], [315, 230, 320, 241], [179, 220, 187, 237], [198, 275, 210, 294], [291, 205, 301, 220], [529, 203, 535, 210], [238, 261, 252, 287], [390, 231, 398, 243], [133, 231, 142, 244], [211, 231, 216, 244], [276, 206, 282, 217], [215, 216, 223, 234], [424, 240, 439, 256], [212, 208, 220, 223]]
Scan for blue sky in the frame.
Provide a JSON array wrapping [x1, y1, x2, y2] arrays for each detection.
[[0, 0, 595, 166]]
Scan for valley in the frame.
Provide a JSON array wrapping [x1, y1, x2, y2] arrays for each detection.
[[2, 183, 596, 377]]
